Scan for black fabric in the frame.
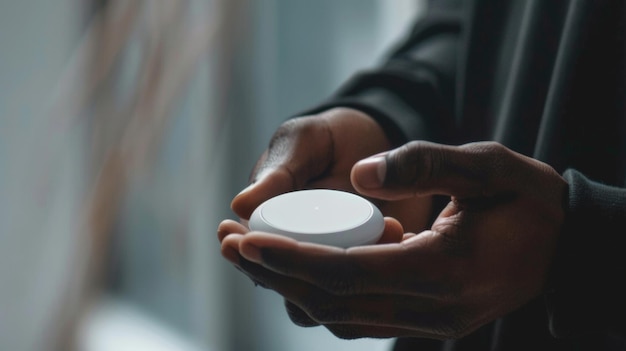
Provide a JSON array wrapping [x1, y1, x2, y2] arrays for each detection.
[[547, 170, 626, 339], [293, 0, 626, 349]]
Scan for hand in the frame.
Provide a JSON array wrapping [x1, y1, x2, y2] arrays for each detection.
[[219, 141, 567, 340], [230, 107, 432, 233], [225, 107, 432, 333]]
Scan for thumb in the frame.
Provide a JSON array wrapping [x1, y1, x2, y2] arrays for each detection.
[[351, 141, 519, 201], [231, 163, 298, 220], [231, 117, 334, 219]]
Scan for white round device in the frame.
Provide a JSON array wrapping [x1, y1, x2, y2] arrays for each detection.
[[249, 189, 384, 248]]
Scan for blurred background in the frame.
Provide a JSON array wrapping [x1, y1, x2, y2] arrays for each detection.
[[0, 1, 424, 350]]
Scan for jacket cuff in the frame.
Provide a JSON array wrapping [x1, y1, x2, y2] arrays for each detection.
[[546, 169, 626, 339]]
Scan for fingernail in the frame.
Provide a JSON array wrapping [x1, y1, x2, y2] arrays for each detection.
[[354, 156, 386, 189]]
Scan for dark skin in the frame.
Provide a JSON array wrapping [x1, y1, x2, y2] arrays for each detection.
[[218, 107, 567, 340], [230, 107, 432, 232]]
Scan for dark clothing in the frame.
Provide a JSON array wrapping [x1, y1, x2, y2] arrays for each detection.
[[301, 0, 626, 349]]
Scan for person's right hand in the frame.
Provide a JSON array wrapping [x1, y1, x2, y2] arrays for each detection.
[[219, 141, 567, 340], [230, 107, 432, 233]]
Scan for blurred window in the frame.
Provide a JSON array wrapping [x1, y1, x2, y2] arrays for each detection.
[[0, 1, 423, 351]]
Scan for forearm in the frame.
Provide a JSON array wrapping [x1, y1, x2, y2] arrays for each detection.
[[293, 1, 464, 146]]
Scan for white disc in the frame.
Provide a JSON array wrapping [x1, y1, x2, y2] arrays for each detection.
[[249, 189, 384, 248]]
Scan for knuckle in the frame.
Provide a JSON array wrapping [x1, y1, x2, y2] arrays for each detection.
[[433, 310, 472, 339], [483, 142, 513, 174], [284, 300, 318, 327], [393, 303, 472, 339], [268, 116, 319, 150], [325, 325, 364, 340], [262, 115, 333, 186], [446, 320, 473, 339], [463, 141, 506, 161], [268, 119, 299, 150], [387, 142, 417, 186], [462, 141, 516, 186], [387, 141, 432, 188], [324, 277, 361, 296], [309, 305, 347, 324], [304, 296, 348, 324]]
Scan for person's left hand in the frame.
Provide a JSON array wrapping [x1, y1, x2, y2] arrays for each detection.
[[218, 141, 567, 340]]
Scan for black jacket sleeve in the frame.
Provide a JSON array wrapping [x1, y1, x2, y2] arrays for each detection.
[[547, 169, 626, 339], [293, 1, 463, 147], [291, 0, 626, 344]]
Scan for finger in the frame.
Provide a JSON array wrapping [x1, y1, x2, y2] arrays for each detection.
[[377, 217, 404, 244], [221, 234, 245, 265], [288, 297, 449, 340], [231, 116, 334, 219], [323, 323, 444, 340], [238, 231, 454, 298], [403, 233, 418, 241], [217, 219, 249, 242], [377, 196, 433, 233], [237, 254, 455, 338], [228, 213, 403, 250], [233, 215, 404, 257], [352, 141, 531, 201], [284, 299, 319, 327], [231, 168, 296, 220]]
